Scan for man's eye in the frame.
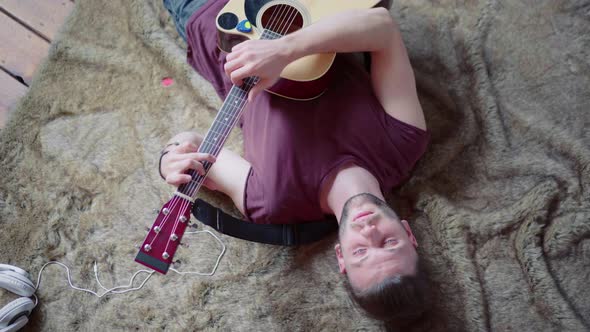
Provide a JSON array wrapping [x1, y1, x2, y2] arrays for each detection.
[[353, 248, 366, 256], [384, 239, 398, 246]]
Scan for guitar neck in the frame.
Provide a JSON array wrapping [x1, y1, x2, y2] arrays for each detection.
[[177, 29, 282, 199], [176, 79, 253, 198]]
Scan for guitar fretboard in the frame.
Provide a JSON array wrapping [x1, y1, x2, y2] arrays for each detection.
[[177, 29, 282, 199]]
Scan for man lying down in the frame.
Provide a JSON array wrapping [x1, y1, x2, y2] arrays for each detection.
[[160, 0, 432, 327]]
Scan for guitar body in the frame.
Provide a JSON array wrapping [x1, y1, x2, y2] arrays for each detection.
[[216, 0, 379, 100]]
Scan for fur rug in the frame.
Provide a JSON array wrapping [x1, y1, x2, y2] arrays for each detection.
[[1, 0, 589, 330]]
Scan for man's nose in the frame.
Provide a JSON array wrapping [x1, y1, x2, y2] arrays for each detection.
[[360, 223, 377, 238]]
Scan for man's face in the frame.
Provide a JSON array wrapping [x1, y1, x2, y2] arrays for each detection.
[[335, 194, 418, 291]]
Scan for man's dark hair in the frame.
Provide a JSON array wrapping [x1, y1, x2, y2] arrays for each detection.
[[345, 259, 432, 329]]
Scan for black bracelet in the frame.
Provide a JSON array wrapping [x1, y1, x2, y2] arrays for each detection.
[[158, 150, 170, 180], [158, 142, 180, 180]]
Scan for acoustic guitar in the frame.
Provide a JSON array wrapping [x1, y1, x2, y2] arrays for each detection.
[[135, 0, 379, 274], [216, 0, 379, 100]]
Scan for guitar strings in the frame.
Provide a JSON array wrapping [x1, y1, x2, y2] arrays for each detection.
[[174, 4, 298, 202], [145, 7, 289, 254], [145, 4, 300, 259], [144, 85, 258, 251], [166, 4, 299, 233], [277, 4, 300, 36], [178, 4, 295, 198], [160, 4, 292, 224], [176, 3, 297, 199], [160, 81, 258, 256], [163, 5, 300, 248], [157, 7, 286, 247], [273, 3, 296, 36], [176, 3, 289, 197], [172, 3, 297, 208]]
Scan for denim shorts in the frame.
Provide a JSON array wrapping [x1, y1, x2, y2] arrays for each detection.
[[163, 0, 209, 42]]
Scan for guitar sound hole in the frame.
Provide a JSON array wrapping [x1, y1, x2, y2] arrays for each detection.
[[261, 5, 303, 36], [218, 12, 239, 30]]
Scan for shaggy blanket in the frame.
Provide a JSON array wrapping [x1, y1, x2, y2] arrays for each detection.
[[1, 0, 589, 330]]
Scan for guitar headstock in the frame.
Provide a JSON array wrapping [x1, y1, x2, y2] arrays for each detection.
[[135, 196, 192, 274]]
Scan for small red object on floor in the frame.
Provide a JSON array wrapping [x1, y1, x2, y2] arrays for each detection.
[[161, 77, 174, 87]]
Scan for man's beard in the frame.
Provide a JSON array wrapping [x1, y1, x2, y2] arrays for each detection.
[[339, 193, 393, 235]]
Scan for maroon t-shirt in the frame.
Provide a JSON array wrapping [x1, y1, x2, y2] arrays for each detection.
[[186, 0, 429, 224]]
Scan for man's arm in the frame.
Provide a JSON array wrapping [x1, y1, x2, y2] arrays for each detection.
[[224, 7, 426, 130]]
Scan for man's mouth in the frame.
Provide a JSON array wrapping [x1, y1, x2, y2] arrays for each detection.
[[353, 211, 373, 222]]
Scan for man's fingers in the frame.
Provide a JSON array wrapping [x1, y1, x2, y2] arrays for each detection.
[[248, 78, 275, 102], [162, 144, 216, 187], [165, 173, 192, 186], [165, 157, 209, 186], [176, 141, 199, 153], [248, 85, 264, 102], [230, 66, 252, 86], [224, 59, 242, 79], [225, 51, 236, 61], [167, 152, 215, 165], [180, 159, 206, 175], [226, 48, 242, 61], [230, 41, 248, 53], [181, 152, 216, 165]]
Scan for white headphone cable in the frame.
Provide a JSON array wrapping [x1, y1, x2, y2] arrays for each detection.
[[32, 229, 226, 305]]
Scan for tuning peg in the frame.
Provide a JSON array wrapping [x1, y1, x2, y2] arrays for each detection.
[[173, 260, 182, 267], [144, 226, 151, 232], [189, 222, 199, 229], [153, 209, 160, 214], [134, 243, 141, 249], [180, 243, 189, 248]]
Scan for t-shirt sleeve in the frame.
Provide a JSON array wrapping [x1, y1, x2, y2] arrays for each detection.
[[185, 0, 233, 99], [369, 97, 430, 190]]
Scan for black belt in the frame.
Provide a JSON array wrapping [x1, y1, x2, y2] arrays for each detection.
[[192, 199, 338, 246]]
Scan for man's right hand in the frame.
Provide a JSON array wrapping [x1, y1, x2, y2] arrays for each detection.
[[160, 141, 216, 186]]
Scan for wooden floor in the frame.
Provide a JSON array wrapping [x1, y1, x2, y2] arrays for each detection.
[[0, 0, 74, 129]]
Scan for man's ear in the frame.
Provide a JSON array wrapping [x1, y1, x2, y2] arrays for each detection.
[[401, 220, 418, 248], [334, 243, 347, 274]]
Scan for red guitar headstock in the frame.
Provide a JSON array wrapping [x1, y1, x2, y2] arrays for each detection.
[[135, 196, 192, 274]]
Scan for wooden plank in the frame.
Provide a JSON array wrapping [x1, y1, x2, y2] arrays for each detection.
[[0, 0, 74, 41], [0, 12, 50, 85], [0, 70, 27, 128]]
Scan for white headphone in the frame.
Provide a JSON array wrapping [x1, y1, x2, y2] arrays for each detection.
[[0, 264, 36, 332]]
